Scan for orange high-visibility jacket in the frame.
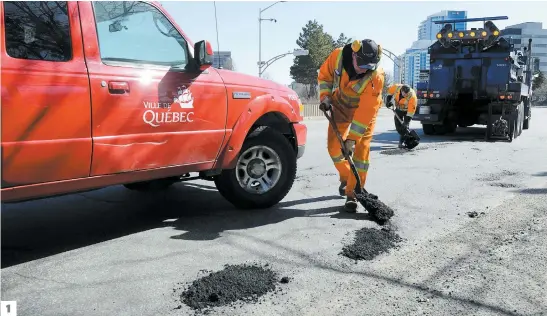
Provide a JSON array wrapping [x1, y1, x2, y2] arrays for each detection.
[[387, 84, 417, 117], [318, 47, 385, 140]]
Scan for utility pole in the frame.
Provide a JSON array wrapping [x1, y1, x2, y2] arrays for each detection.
[[258, 8, 262, 77], [258, 1, 284, 77]]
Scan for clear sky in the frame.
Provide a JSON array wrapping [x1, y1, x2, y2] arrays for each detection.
[[161, 1, 547, 85]]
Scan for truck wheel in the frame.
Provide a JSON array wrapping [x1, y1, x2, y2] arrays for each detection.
[[214, 126, 297, 209], [508, 115, 516, 142], [518, 103, 524, 136], [523, 100, 531, 130], [523, 106, 531, 130], [523, 117, 530, 130], [422, 124, 435, 135]]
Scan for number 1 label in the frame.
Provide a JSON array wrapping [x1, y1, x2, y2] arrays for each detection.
[[0, 301, 17, 316]]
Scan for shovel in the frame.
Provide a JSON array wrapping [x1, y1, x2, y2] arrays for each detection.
[[390, 107, 421, 150], [322, 107, 395, 223]]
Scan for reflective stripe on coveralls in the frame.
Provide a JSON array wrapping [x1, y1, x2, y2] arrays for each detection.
[[331, 154, 345, 164], [353, 158, 369, 172]]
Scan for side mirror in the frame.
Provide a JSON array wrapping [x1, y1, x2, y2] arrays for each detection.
[[194, 40, 214, 71]]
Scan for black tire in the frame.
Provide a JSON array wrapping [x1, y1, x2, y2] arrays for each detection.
[[436, 118, 456, 135], [518, 103, 524, 136], [523, 100, 531, 130], [214, 126, 297, 209], [508, 115, 515, 142], [422, 124, 435, 135], [523, 105, 531, 130], [434, 124, 447, 135]]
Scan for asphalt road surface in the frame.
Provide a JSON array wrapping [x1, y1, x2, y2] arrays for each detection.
[[2, 107, 547, 316]]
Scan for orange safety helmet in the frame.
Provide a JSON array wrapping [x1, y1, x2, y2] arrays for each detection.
[[351, 39, 382, 70]]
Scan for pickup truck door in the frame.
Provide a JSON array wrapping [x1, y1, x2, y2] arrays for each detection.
[[78, 1, 228, 176], [1, 1, 92, 188]]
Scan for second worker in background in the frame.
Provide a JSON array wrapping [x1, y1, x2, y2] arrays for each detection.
[[317, 39, 385, 212], [385, 84, 417, 148]]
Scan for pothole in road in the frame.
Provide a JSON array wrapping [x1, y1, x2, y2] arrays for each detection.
[[476, 170, 520, 182], [378, 143, 451, 156], [341, 227, 403, 261], [180, 263, 288, 312], [489, 182, 519, 188], [379, 148, 418, 156]]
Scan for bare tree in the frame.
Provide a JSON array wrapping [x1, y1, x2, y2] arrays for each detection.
[[383, 72, 393, 96], [532, 83, 547, 106]]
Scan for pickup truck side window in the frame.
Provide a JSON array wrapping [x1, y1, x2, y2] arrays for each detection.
[[92, 1, 189, 68], [3, 1, 72, 62]]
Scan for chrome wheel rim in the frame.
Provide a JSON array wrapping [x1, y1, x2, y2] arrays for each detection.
[[235, 145, 282, 195]]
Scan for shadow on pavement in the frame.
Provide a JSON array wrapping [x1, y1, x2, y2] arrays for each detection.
[[517, 188, 547, 195], [372, 126, 492, 151], [1, 182, 346, 268]]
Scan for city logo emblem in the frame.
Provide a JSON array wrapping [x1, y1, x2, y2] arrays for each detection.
[[174, 85, 194, 109]]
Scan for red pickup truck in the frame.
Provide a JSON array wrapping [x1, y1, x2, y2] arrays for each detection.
[[0, 1, 307, 209]]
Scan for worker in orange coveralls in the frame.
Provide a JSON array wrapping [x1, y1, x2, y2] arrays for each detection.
[[317, 39, 385, 212], [385, 84, 417, 148]]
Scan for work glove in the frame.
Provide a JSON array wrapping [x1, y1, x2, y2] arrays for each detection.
[[343, 139, 356, 155], [319, 96, 332, 112], [385, 95, 394, 108], [402, 115, 411, 128]]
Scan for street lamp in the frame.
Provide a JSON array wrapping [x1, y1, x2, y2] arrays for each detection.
[[381, 47, 404, 83], [259, 1, 286, 77], [258, 49, 309, 78]]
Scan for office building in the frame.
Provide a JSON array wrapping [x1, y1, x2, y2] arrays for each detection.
[[501, 22, 547, 73], [418, 10, 467, 41], [402, 40, 435, 89], [394, 10, 468, 88], [212, 51, 232, 69]]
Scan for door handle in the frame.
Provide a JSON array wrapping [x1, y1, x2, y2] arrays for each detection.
[[108, 81, 130, 94]]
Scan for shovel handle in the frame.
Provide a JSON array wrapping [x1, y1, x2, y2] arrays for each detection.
[[390, 107, 405, 124], [322, 109, 363, 194]]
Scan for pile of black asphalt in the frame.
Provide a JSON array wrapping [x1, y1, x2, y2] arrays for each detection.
[[341, 227, 403, 261], [181, 263, 288, 311], [357, 192, 395, 223]]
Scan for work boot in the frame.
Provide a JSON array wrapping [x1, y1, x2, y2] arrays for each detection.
[[344, 197, 358, 213], [398, 137, 405, 149], [338, 181, 347, 196]]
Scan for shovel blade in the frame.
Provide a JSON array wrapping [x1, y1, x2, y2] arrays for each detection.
[[409, 129, 421, 141]]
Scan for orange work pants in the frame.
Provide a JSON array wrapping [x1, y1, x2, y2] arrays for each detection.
[[327, 118, 376, 198]]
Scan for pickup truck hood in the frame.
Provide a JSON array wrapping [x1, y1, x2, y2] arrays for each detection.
[[214, 68, 292, 93]]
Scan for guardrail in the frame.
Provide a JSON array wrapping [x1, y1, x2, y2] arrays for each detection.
[[301, 103, 322, 118]]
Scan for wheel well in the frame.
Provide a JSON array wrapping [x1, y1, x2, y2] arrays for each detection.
[[251, 112, 297, 151]]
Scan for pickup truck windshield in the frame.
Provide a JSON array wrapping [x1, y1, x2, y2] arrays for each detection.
[[93, 1, 189, 68]]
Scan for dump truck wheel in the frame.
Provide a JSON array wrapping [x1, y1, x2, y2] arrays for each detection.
[[215, 126, 297, 209], [523, 105, 531, 130], [422, 124, 435, 135], [523, 117, 530, 130], [518, 103, 524, 136]]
